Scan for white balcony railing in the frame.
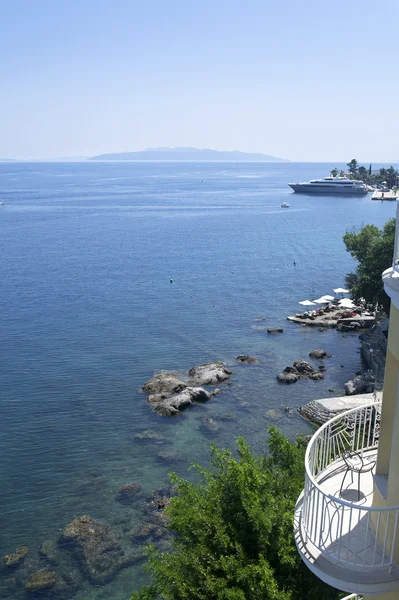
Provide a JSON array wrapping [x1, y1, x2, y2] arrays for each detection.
[[341, 595, 363, 600], [301, 401, 399, 574]]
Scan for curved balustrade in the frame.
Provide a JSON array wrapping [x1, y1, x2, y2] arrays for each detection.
[[301, 401, 399, 574]]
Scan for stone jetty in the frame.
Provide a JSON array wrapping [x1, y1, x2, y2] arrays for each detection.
[[298, 392, 381, 425]]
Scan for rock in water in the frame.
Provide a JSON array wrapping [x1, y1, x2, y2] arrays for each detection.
[[59, 515, 137, 584], [25, 571, 57, 593], [277, 371, 299, 384], [3, 546, 29, 567], [133, 430, 168, 444], [188, 362, 232, 385], [39, 541, 60, 566], [310, 372, 325, 380], [140, 372, 187, 396], [309, 349, 332, 359], [132, 522, 167, 542], [149, 387, 211, 416], [116, 482, 143, 504], [267, 328, 284, 334], [236, 355, 258, 363], [293, 360, 315, 375]]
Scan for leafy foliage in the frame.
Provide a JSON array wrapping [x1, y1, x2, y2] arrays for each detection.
[[131, 428, 342, 600], [343, 219, 395, 312], [347, 158, 358, 174], [330, 160, 399, 189]]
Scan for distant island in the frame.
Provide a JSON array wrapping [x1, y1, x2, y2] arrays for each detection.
[[89, 147, 287, 162]]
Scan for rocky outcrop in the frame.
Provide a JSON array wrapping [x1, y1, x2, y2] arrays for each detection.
[[116, 483, 142, 504], [277, 359, 325, 384], [309, 349, 332, 359], [140, 373, 187, 396], [344, 371, 375, 396], [188, 362, 232, 385], [3, 546, 28, 567], [267, 328, 284, 334], [235, 355, 258, 363], [360, 319, 388, 383], [277, 370, 299, 384], [140, 363, 231, 415], [310, 371, 325, 380], [149, 387, 211, 416], [293, 359, 315, 375], [59, 516, 139, 584], [25, 571, 57, 594]]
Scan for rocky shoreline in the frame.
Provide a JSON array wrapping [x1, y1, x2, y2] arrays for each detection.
[[298, 320, 387, 425], [1, 315, 387, 599]]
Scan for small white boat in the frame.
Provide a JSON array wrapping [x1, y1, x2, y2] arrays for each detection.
[[281, 202, 290, 208], [0, 201, 4, 205]]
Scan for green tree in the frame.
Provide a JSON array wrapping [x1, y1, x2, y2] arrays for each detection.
[[132, 429, 342, 600], [343, 219, 395, 312], [347, 158, 358, 174], [358, 166, 367, 177], [368, 163, 372, 176], [330, 167, 339, 177]]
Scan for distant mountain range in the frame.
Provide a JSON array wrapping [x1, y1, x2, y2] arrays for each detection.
[[89, 147, 287, 162]]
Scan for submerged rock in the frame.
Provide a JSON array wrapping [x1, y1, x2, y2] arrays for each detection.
[[116, 482, 143, 504], [236, 355, 258, 363], [59, 515, 138, 584], [149, 387, 211, 416], [265, 409, 284, 419], [132, 522, 167, 542], [25, 571, 57, 594], [144, 490, 173, 527], [3, 546, 29, 568], [140, 372, 187, 396], [188, 362, 232, 385], [267, 328, 284, 334], [201, 417, 222, 435], [39, 541, 60, 566], [134, 430, 169, 444], [156, 451, 182, 464], [309, 349, 332, 359]]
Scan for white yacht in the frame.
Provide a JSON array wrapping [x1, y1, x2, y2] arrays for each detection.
[[289, 175, 368, 195]]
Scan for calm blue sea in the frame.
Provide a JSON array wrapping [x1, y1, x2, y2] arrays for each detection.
[[0, 161, 396, 598]]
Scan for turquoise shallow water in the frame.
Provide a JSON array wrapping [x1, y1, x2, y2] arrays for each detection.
[[0, 161, 396, 598]]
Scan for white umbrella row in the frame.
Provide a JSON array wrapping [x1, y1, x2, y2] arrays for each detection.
[[299, 289, 349, 307]]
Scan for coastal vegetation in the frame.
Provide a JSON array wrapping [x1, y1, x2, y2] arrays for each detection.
[[131, 428, 342, 600], [331, 160, 399, 188], [343, 218, 396, 312]]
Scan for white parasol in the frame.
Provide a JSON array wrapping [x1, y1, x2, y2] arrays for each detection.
[[333, 288, 349, 294], [299, 300, 316, 306], [339, 298, 355, 309]]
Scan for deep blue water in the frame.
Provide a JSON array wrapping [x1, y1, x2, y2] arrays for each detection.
[[0, 161, 396, 598]]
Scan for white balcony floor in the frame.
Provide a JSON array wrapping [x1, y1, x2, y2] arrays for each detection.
[[295, 451, 399, 594]]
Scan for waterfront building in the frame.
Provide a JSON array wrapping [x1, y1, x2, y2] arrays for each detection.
[[294, 201, 399, 600]]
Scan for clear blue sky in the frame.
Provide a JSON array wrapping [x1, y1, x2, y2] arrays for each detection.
[[1, 0, 398, 161]]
